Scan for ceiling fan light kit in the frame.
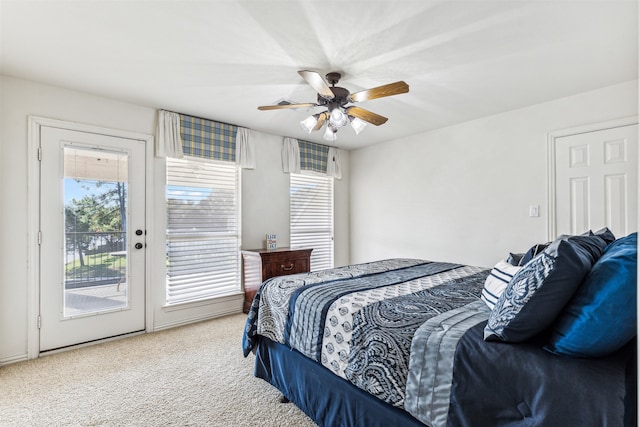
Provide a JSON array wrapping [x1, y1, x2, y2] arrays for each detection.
[[300, 114, 320, 133], [349, 116, 367, 135], [329, 108, 348, 127], [258, 70, 409, 141], [323, 124, 338, 142]]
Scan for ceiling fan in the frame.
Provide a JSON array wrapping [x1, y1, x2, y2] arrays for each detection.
[[258, 70, 409, 141]]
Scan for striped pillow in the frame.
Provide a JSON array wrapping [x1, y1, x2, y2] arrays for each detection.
[[481, 261, 522, 310]]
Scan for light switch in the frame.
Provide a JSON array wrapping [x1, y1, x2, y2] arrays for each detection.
[[529, 205, 539, 217]]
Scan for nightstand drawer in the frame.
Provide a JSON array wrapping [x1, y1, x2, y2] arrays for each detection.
[[263, 258, 309, 278]]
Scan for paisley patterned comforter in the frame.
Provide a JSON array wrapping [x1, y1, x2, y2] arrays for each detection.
[[242, 259, 489, 423]]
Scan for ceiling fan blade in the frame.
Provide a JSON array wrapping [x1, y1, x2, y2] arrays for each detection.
[[348, 81, 409, 103], [298, 70, 335, 99], [346, 106, 388, 126], [313, 112, 329, 131], [257, 103, 317, 111]]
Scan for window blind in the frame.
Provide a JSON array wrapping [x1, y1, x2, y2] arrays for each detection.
[[166, 157, 241, 304], [290, 173, 334, 271]]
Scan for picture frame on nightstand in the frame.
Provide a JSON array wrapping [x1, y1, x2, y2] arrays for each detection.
[[266, 233, 277, 250]]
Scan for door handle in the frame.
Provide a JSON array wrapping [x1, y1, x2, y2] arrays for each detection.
[[135, 242, 144, 250]]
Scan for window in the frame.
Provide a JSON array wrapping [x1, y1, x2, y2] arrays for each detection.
[[166, 157, 241, 305], [290, 173, 334, 271]]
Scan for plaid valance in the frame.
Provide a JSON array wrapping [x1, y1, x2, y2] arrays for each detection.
[[180, 114, 237, 162], [298, 140, 329, 174]]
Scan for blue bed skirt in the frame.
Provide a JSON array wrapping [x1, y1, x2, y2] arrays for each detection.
[[254, 337, 426, 427]]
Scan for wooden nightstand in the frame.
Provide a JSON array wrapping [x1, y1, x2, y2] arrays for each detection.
[[241, 247, 313, 313]]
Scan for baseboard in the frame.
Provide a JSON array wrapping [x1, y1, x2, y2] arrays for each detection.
[[0, 353, 29, 366]]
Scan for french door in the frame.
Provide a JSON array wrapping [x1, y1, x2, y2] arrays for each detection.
[[39, 126, 146, 352]]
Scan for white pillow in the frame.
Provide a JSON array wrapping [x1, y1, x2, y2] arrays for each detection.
[[481, 260, 523, 310]]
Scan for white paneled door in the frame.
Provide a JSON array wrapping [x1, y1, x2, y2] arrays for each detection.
[[555, 124, 638, 238], [39, 126, 146, 352]]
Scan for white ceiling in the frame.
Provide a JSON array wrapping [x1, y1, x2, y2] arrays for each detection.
[[1, 0, 637, 150]]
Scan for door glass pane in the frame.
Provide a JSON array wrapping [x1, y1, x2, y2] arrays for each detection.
[[63, 147, 129, 317]]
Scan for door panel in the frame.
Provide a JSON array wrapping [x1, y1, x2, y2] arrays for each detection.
[[39, 126, 146, 351], [555, 124, 638, 238]]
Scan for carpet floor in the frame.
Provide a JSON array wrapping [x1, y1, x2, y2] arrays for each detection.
[[0, 313, 316, 426]]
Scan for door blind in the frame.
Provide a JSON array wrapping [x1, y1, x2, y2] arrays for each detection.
[[166, 157, 241, 304], [290, 173, 334, 271]]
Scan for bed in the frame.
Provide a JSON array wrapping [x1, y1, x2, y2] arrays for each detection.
[[242, 232, 637, 426]]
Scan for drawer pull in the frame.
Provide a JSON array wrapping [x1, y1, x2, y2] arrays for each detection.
[[281, 263, 294, 271]]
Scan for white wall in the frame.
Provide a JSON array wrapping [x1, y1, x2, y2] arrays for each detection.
[[349, 80, 638, 268], [0, 75, 350, 363]]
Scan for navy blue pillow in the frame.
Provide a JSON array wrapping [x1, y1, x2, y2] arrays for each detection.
[[507, 252, 524, 266], [484, 234, 606, 342], [515, 230, 603, 267], [517, 243, 550, 266], [546, 233, 637, 358], [593, 227, 616, 245]]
